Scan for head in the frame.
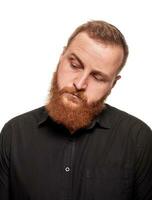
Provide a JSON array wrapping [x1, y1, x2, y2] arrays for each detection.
[[67, 20, 128, 71], [46, 20, 129, 133]]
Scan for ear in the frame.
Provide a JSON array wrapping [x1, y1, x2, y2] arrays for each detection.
[[112, 75, 121, 88]]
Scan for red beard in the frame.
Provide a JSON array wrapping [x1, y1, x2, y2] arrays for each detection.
[[45, 72, 107, 133]]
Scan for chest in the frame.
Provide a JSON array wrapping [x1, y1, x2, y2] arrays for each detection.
[[10, 129, 135, 200]]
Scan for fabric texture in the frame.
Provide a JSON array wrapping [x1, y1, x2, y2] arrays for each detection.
[[0, 104, 152, 200]]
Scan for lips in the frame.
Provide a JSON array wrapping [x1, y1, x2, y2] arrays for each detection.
[[63, 93, 81, 103], [68, 93, 80, 99], [72, 93, 79, 98]]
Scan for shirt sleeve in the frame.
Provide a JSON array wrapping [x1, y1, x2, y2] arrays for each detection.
[[134, 123, 152, 200], [0, 122, 12, 200]]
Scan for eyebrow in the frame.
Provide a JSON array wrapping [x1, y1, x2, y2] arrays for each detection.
[[70, 53, 111, 81]]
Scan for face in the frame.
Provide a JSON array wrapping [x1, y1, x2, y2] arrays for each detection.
[[46, 32, 124, 133], [57, 32, 124, 106]]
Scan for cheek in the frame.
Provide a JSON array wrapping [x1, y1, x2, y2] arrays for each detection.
[[57, 67, 75, 90], [86, 83, 111, 102]]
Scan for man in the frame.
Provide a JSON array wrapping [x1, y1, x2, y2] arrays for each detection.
[[0, 20, 152, 200]]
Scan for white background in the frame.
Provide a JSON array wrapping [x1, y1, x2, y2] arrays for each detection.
[[0, 0, 152, 130]]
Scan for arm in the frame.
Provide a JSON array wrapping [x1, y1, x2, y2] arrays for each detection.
[[0, 123, 11, 200], [134, 124, 152, 200]]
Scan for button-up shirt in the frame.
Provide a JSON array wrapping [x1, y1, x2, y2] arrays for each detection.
[[0, 105, 152, 200]]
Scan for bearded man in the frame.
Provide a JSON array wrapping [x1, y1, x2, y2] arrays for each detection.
[[0, 20, 152, 200]]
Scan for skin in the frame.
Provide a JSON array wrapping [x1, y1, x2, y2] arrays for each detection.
[[57, 32, 124, 106]]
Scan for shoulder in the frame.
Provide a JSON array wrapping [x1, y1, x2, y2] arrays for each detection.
[[1, 106, 46, 135], [106, 104, 151, 129], [105, 104, 152, 145]]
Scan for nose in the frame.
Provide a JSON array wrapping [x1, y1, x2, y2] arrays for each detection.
[[73, 73, 88, 91]]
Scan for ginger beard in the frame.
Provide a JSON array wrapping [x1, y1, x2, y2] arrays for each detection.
[[46, 71, 108, 134]]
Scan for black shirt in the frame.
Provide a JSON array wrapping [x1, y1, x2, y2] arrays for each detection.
[[0, 105, 152, 200]]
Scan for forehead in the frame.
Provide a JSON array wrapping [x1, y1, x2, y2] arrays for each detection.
[[68, 32, 106, 57], [65, 32, 124, 75]]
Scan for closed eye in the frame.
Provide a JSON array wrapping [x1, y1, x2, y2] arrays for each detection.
[[69, 56, 83, 69], [70, 62, 82, 69], [92, 73, 105, 82]]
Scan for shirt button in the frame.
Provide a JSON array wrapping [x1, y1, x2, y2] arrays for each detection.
[[65, 166, 70, 172]]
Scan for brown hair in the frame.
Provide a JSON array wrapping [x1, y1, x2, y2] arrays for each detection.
[[66, 20, 129, 72]]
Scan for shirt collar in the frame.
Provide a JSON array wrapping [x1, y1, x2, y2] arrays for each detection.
[[86, 104, 111, 130], [37, 106, 49, 126], [38, 104, 111, 129]]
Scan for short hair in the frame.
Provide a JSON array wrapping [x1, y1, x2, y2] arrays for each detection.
[[66, 20, 129, 72]]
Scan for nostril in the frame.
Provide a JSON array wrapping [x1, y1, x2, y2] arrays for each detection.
[[73, 75, 88, 91], [73, 82, 80, 90], [73, 82, 86, 91], [73, 83, 77, 89]]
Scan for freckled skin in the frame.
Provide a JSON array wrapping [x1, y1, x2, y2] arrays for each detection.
[[57, 32, 123, 105]]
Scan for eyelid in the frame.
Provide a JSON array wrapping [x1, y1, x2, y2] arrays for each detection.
[[71, 63, 83, 70], [70, 61, 81, 69], [91, 73, 103, 81], [69, 57, 82, 68], [70, 56, 79, 63], [68, 55, 109, 81]]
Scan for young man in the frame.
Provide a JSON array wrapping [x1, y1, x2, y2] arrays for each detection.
[[0, 20, 152, 200]]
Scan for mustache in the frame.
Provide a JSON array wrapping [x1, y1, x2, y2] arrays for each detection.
[[59, 87, 87, 102]]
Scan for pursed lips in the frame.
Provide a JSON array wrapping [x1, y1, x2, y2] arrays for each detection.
[[63, 93, 81, 102]]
